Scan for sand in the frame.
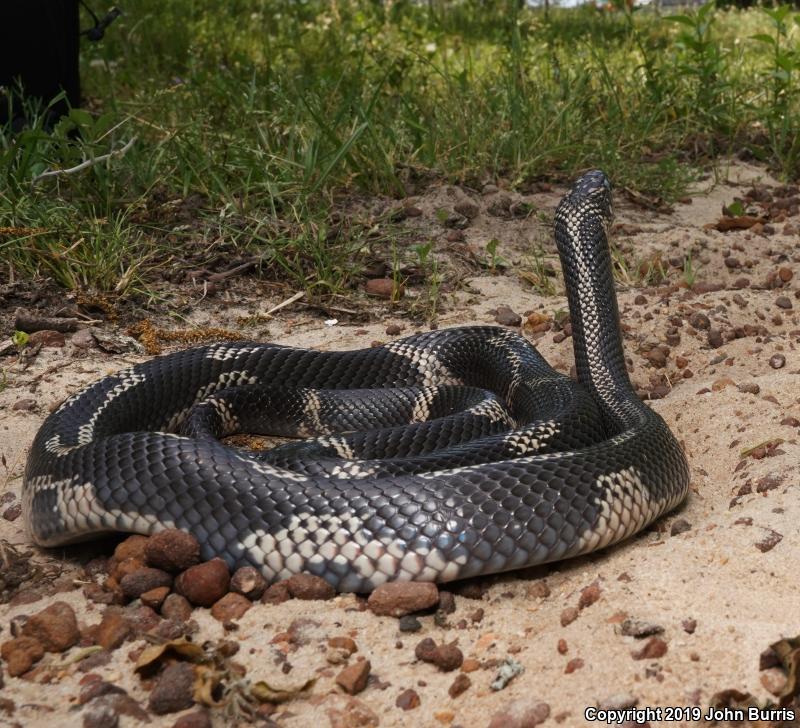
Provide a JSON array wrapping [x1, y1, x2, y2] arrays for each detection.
[[0, 160, 798, 728]]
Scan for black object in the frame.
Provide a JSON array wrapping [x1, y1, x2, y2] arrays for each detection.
[[0, 1, 120, 130], [80, 0, 121, 42]]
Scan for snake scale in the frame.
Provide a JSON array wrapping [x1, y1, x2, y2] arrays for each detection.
[[23, 170, 690, 592]]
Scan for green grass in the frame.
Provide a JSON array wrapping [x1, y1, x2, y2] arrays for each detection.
[[1, 0, 800, 295]]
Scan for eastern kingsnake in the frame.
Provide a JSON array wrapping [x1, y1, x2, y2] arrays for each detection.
[[23, 171, 690, 592]]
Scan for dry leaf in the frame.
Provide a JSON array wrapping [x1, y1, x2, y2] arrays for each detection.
[[134, 637, 206, 674], [251, 675, 316, 703]]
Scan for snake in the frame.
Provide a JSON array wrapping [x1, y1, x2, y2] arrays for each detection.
[[23, 170, 690, 592]]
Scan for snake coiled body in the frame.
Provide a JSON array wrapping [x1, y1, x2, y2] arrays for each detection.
[[23, 171, 690, 592]]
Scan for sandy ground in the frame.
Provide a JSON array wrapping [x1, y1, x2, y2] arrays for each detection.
[[0, 161, 798, 728]]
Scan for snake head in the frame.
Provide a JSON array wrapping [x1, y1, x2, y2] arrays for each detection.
[[571, 169, 613, 216]]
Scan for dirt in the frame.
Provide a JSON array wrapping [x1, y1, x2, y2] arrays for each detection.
[[0, 160, 798, 727]]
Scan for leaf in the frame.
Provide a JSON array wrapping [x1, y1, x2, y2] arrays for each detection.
[[193, 664, 225, 707], [751, 33, 777, 47], [134, 638, 206, 674], [251, 675, 316, 703], [664, 14, 695, 26]]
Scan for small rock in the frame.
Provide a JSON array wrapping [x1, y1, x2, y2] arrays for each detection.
[[398, 615, 422, 633], [395, 689, 420, 710], [578, 582, 601, 609], [494, 305, 522, 327], [560, 607, 579, 627], [82, 701, 119, 728], [174, 558, 230, 608], [737, 383, 760, 395], [618, 618, 664, 638], [120, 567, 173, 600], [230, 566, 267, 600], [113, 535, 150, 564], [145, 530, 201, 573], [385, 324, 403, 336], [0, 636, 44, 676], [22, 601, 80, 652], [488, 698, 550, 728], [261, 581, 291, 605], [776, 296, 792, 309], [707, 329, 724, 348], [327, 698, 379, 728], [415, 638, 438, 662], [769, 354, 786, 369], [148, 662, 195, 714], [161, 593, 193, 622], [448, 673, 471, 698], [28, 329, 66, 348], [631, 637, 668, 660], [72, 328, 96, 349], [670, 519, 692, 536], [11, 399, 36, 412], [682, 619, 697, 634], [336, 659, 371, 695], [688, 312, 711, 330], [755, 528, 783, 553], [525, 581, 550, 599], [286, 573, 335, 600], [2, 503, 21, 521], [172, 710, 213, 728], [365, 278, 403, 300], [598, 693, 638, 711], [430, 643, 463, 672], [368, 582, 439, 617], [564, 658, 584, 674], [454, 200, 480, 219], [438, 591, 456, 614], [210, 592, 252, 622], [328, 636, 358, 655], [140, 586, 170, 611], [778, 267, 793, 282], [95, 611, 132, 650]]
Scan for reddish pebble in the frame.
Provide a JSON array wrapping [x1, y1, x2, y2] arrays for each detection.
[[328, 637, 358, 655], [140, 586, 170, 610], [120, 568, 172, 600], [94, 611, 132, 650], [448, 673, 471, 698], [22, 601, 80, 652], [230, 567, 267, 600], [113, 535, 150, 564], [565, 658, 584, 674], [578, 582, 602, 609], [488, 699, 550, 728], [557, 639, 568, 655], [161, 593, 193, 622], [145, 530, 201, 573], [261, 581, 291, 605], [335, 659, 371, 695], [286, 573, 335, 600], [632, 637, 668, 660], [172, 710, 212, 728], [368, 582, 439, 617], [0, 636, 44, 676], [395, 689, 420, 710], [174, 559, 230, 608], [365, 278, 403, 300], [560, 607, 579, 627], [210, 593, 252, 622]]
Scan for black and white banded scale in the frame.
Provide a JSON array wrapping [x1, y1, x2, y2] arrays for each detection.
[[23, 171, 690, 592]]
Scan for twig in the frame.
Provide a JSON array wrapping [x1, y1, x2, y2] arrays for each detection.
[[264, 291, 305, 317], [31, 136, 138, 186]]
